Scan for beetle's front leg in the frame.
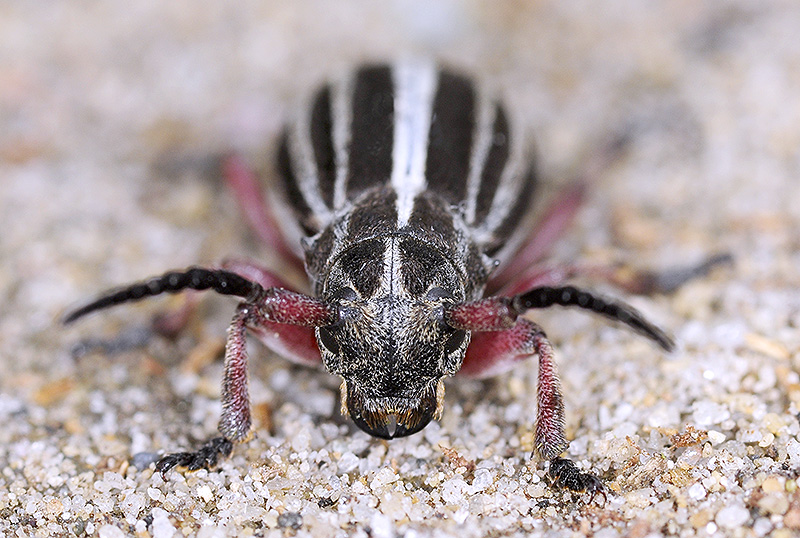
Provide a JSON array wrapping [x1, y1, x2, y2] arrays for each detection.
[[65, 268, 338, 477], [459, 320, 604, 501], [155, 304, 252, 476], [154, 286, 338, 477], [448, 287, 676, 501]]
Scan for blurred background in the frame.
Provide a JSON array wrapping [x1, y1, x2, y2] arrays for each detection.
[[1, 1, 799, 536]]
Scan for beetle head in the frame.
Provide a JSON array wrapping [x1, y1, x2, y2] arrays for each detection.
[[316, 238, 469, 438]]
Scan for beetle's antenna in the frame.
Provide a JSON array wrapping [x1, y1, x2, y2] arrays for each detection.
[[447, 286, 674, 352], [511, 286, 675, 351], [63, 267, 263, 324]]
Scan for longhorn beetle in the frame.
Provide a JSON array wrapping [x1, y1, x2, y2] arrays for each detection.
[[65, 61, 719, 500]]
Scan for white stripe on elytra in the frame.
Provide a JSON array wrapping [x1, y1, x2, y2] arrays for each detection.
[[292, 103, 334, 225], [391, 60, 437, 227], [464, 91, 497, 226], [332, 75, 353, 211]]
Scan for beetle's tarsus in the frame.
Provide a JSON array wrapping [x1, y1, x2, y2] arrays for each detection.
[[155, 436, 233, 478], [549, 457, 607, 504]]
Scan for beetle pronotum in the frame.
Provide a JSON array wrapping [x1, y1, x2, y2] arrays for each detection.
[[65, 61, 720, 500]]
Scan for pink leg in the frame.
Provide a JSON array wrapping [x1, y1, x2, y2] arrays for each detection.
[[497, 254, 733, 298], [457, 320, 567, 459], [457, 320, 604, 500], [488, 182, 586, 293], [446, 275, 682, 501], [221, 258, 321, 367], [222, 153, 305, 272], [65, 267, 335, 477], [219, 306, 252, 442], [216, 290, 333, 444], [152, 275, 337, 477], [488, 136, 634, 294], [156, 305, 258, 477], [458, 319, 569, 460]]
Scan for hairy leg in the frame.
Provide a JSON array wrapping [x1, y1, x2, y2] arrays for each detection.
[[65, 268, 337, 476], [156, 304, 252, 477], [488, 136, 632, 293], [153, 284, 337, 476], [458, 320, 604, 501], [222, 258, 321, 366], [449, 281, 675, 501]]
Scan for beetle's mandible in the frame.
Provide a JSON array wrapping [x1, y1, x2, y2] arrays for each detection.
[[66, 61, 722, 501]]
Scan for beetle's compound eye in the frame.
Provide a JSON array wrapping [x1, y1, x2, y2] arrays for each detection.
[[426, 287, 454, 301], [318, 326, 340, 354], [431, 299, 467, 354], [444, 328, 467, 353], [328, 286, 358, 302], [318, 287, 357, 355]]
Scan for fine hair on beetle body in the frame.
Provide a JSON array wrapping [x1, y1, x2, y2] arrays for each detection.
[[65, 60, 727, 502]]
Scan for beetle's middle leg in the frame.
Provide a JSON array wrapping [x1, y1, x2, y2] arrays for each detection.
[[496, 253, 733, 297], [448, 284, 677, 500], [221, 153, 305, 272]]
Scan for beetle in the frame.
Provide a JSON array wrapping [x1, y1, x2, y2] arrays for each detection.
[[65, 61, 722, 500]]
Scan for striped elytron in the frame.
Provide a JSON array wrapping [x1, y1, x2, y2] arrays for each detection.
[[65, 61, 681, 500]]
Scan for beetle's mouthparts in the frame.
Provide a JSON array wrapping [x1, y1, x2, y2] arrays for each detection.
[[343, 380, 444, 439]]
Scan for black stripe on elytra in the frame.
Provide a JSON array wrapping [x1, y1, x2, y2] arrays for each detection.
[[339, 239, 384, 298], [474, 103, 510, 224], [406, 193, 457, 255], [485, 166, 537, 256], [346, 187, 398, 243], [277, 130, 317, 236], [309, 85, 336, 208], [347, 65, 395, 197], [425, 71, 475, 204]]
